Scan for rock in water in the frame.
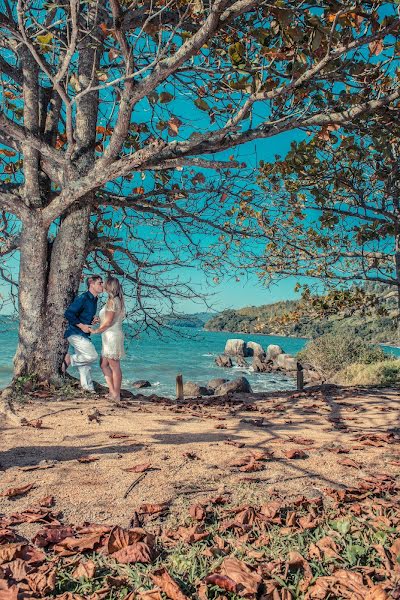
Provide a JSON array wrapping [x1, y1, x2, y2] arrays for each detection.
[[253, 354, 273, 373], [246, 341, 264, 357], [215, 354, 233, 368], [214, 377, 252, 395], [266, 344, 284, 361], [236, 356, 248, 367], [275, 353, 298, 371], [183, 381, 211, 397], [224, 339, 247, 356], [207, 378, 229, 391], [132, 380, 151, 388]]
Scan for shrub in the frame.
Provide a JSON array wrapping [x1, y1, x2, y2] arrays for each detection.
[[297, 331, 386, 379], [337, 359, 400, 386]]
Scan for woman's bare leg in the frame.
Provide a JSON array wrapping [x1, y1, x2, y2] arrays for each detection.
[[108, 359, 122, 401], [100, 357, 115, 397]]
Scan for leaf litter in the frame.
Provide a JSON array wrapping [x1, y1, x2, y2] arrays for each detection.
[[1, 476, 400, 599]]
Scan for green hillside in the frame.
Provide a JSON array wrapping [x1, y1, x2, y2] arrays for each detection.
[[204, 287, 399, 345]]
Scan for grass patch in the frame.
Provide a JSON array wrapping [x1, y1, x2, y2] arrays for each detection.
[[337, 358, 400, 386]]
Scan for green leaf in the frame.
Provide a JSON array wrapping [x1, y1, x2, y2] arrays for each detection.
[[330, 519, 351, 535], [194, 98, 210, 111], [37, 33, 53, 51], [228, 42, 245, 65]]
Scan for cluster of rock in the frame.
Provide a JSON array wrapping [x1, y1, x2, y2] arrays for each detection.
[[182, 376, 252, 398], [215, 338, 320, 384]]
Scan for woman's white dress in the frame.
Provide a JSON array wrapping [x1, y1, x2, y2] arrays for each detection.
[[99, 298, 125, 360]]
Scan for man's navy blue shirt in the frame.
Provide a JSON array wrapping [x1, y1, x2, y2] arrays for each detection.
[[64, 291, 98, 339]]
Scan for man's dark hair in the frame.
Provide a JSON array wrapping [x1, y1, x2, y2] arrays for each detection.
[[86, 274, 102, 288]]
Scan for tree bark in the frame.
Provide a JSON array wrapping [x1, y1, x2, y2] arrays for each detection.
[[395, 229, 400, 341], [44, 207, 92, 377], [13, 215, 50, 378]]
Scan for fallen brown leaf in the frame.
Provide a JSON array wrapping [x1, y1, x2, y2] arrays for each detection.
[[77, 456, 99, 463], [111, 541, 155, 564], [139, 502, 170, 516], [27, 566, 57, 595], [219, 557, 262, 596], [38, 495, 55, 507], [72, 559, 96, 579], [123, 463, 151, 473], [284, 449, 307, 459], [204, 573, 237, 593], [239, 460, 264, 472], [33, 526, 75, 548], [0, 483, 34, 498], [151, 567, 190, 600], [189, 504, 205, 521]]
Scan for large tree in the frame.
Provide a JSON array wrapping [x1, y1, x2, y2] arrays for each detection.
[[255, 117, 400, 330], [0, 0, 399, 382]]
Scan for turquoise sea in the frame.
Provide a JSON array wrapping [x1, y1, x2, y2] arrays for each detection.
[[0, 320, 399, 398]]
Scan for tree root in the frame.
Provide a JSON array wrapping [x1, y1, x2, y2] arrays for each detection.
[[0, 386, 24, 426]]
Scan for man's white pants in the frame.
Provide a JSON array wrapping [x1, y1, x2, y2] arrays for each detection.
[[68, 334, 98, 391]]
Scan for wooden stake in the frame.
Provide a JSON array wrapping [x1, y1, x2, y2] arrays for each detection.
[[176, 373, 184, 402], [296, 362, 304, 391]]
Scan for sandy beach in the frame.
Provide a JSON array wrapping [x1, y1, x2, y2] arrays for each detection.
[[1, 385, 399, 530]]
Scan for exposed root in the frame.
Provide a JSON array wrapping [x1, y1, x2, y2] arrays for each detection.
[[0, 386, 23, 426]]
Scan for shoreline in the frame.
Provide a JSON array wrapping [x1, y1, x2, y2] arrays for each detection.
[[204, 327, 400, 349], [203, 327, 309, 341]]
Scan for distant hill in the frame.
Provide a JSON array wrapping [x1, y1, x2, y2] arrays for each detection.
[[163, 312, 215, 328], [204, 286, 399, 345]]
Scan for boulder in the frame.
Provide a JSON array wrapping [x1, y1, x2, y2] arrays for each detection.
[[224, 339, 247, 356], [246, 341, 264, 357], [236, 356, 249, 368], [214, 376, 252, 395], [266, 344, 284, 361], [207, 378, 229, 391], [215, 354, 233, 368], [132, 380, 151, 388], [253, 354, 273, 373], [275, 353, 298, 372], [183, 381, 211, 397]]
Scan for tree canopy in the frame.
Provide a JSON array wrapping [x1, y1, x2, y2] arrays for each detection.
[[255, 116, 400, 319], [0, 0, 399, 377]]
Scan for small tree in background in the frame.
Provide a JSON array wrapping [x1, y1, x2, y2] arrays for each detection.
[[255, 117, 400, 336]]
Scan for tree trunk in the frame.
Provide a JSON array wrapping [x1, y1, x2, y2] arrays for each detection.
[[13, 215, 50, 378], [12, 208, 92, 383], [45, 207, 92, 376], [395, 230, 400, 342]]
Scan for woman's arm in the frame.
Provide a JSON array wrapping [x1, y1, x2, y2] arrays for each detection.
[[90, 310, 115, 334]]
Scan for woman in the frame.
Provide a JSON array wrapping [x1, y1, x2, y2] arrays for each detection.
[[90, 276, 125, 401]]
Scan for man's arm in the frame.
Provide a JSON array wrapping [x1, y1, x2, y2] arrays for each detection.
[[64, 295, 91, 333]]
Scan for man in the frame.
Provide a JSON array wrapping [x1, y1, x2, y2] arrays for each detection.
[[63, 275, 103, 392]]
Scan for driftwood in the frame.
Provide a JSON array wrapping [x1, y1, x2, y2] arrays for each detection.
[[123, 472, 147, 499]]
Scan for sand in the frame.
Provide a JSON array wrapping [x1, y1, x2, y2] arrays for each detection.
[[1, 385, 399, 531]]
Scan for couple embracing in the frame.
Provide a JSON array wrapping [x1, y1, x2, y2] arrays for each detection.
[[63, 275, 125, 401]]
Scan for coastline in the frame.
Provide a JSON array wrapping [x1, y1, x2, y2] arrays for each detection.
[[203, 327, 310, 341], [204, 327, 400, 349]]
